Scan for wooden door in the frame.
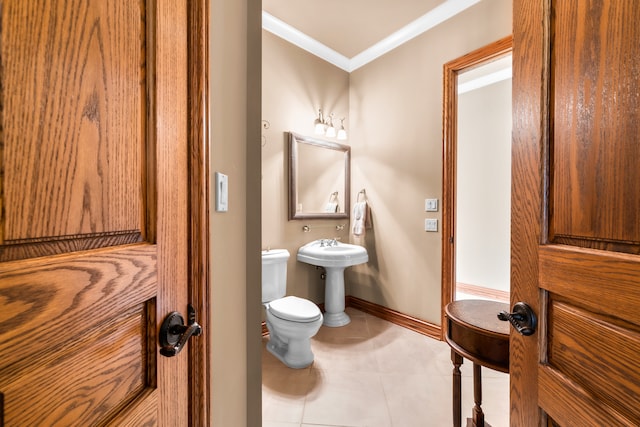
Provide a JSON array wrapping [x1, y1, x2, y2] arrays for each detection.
[[512, 1, 640, 425], [0, 1, 205, 425]]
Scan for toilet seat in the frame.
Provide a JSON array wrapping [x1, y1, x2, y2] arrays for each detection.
[[269, 296, 322, 323]]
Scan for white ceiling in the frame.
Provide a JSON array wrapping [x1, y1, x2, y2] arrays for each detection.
[[262, 0, 483, 72]]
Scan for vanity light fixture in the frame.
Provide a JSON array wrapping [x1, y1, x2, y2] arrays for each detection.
[[337, 118, 347, 140], [314, 109, 347, 140], [314, 109, 326, 135], [325, 114, 336, 138]]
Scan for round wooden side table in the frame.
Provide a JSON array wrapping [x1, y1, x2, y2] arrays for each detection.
[[444, 299, 510, 427]]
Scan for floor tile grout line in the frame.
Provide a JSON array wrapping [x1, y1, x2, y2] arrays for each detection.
[[263, 307, 509, 427], [376, 370, 396, 427]]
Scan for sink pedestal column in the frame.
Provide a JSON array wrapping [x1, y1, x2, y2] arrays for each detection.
[[323, 267, 350, 327]]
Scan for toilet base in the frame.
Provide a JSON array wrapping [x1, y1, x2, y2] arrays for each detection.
[[264, 310, 322, 369], [266, 333, 315, 369]]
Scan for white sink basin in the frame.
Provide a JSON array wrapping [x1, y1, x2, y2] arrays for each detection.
[[297, 240, 368, 268], [297, 240, 368, 327]]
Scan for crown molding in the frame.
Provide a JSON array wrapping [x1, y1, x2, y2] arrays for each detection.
[[458, 66, 512, 94], [262, 11, 351, 71], [263, 0, 483, 73]]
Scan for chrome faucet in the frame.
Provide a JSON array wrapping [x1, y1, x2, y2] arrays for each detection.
[[319, 238, 340, 247]]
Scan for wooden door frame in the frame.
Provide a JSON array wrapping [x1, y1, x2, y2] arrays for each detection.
[[441, 35, 513, 339], [510, 1, 547, 423], [186, 0, 211, 425]]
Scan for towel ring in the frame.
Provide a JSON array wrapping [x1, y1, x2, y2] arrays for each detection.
[[357, 189, 367, 203]]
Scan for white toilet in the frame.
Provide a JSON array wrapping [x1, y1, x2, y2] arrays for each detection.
[[262, 249, 323, 368]]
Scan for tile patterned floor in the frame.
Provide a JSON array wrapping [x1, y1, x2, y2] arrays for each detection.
[[262, 307, 509, 427]]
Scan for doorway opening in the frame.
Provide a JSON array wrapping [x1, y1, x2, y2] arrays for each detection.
[[441, 36, 513, 336]]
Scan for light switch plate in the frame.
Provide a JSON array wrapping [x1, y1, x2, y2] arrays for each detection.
[[215, 172, 228, 212], [425, 198, 439, 212], [425, 218, 438, 232]]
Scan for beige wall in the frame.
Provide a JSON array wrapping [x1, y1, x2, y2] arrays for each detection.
[[262, 31, 350, 304], [347, 0, 512, 324], [457, 78, 512, 294], [210, 0, 262, 425], [261, 0, 511, 325], [225, 2, 512, 424]]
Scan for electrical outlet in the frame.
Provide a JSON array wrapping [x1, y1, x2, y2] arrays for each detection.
[[425, 218, 438, 232]]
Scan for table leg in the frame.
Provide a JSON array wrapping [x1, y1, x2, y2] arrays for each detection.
[[451, 349, 463, 427], [472, 363, 484, 427]]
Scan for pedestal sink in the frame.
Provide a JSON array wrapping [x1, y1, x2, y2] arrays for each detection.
[[297, 239, 368, 327]]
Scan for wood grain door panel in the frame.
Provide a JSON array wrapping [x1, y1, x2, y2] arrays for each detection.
[[539, 245, 640, 319], [538, 365, 633, 427], [2, 302, 153, 426], [1, 0, 146, 259], [550, 0, 640, 248], [545, 300, 640, 420], [538, 246, 640, 423], [0, 0, 191, 424], [0, 245, 156, 378], [513, 0, 640, 425]]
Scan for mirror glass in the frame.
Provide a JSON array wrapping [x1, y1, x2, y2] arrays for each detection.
[[288, 132, 350, 219]]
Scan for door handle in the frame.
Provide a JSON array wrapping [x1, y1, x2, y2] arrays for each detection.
[[497, 302, 537, 336], [159, 304, 202, 357]]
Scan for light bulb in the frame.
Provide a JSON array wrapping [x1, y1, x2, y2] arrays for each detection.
[[325, 114, 336, 137], [314, 109, 325, 135], [337, 118, 347, 140]]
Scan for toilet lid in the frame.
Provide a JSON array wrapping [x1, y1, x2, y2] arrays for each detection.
[[269, 296, 322, 322]]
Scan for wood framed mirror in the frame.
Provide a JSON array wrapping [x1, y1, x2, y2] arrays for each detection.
[[288, 132, 351, 220]]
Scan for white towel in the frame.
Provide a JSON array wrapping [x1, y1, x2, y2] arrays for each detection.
[[324, 202, 338, 213], [352, 201, 367, 236]]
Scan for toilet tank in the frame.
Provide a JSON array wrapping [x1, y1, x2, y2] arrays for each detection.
[[261, 249, 290, 303]]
